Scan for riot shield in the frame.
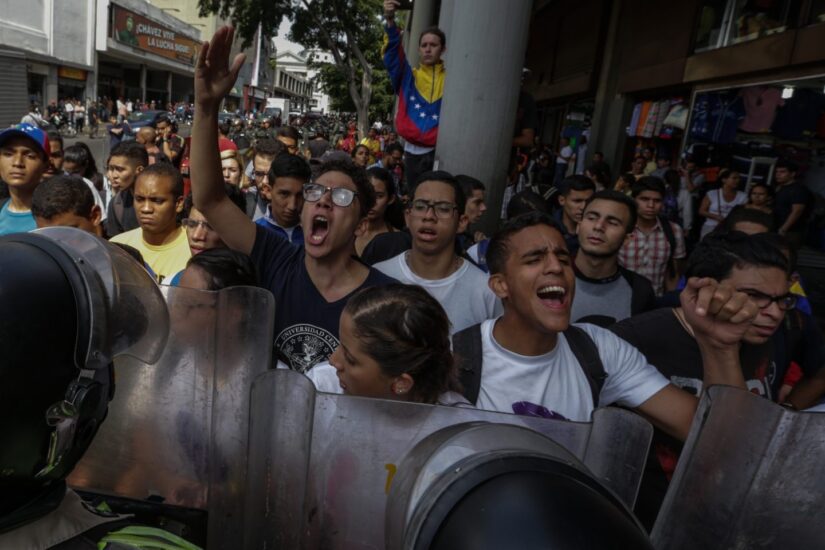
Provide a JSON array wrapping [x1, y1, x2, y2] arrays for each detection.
[[243, 369, 654, 549], [67, 285, 275, 550], [652, 386, 825, 549]]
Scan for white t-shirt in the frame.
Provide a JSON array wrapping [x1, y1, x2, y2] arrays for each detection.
[[557, 145, 573, 165], [373, 252, 502, 334], [701, 189, 747, 237], [306, 362, 471, 407], [474, 319, 669, 421]]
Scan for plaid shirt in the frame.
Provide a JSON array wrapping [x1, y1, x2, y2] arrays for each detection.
[[619, 219, 686, 296]]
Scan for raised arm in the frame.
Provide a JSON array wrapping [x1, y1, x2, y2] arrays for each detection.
[[636, 277, 758, 441], [382, 0, 409, 93], [191, 26, 256, 254]]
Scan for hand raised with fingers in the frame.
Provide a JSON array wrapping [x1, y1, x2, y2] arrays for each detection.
[[195, 26, 246, 107], [384, 0, 400, 18], [680, 277, 759, 349]]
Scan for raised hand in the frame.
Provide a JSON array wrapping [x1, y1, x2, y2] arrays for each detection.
[[384, 0, 400, 18], [195, 27, 246, 108], [680, 277, 759, 349]]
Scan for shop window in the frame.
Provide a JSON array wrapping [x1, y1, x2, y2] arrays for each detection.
[[694, 0, 798, 52], [809, 0, 825, 23]]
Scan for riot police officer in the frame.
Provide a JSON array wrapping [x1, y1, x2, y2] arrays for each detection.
[[0, 228, 201, 549]]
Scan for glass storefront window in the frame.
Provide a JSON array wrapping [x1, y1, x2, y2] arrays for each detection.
[[694, 0, 798, 52], [729, 0, 793, 44], [810, 0, 825, 24], [695, 0, 731, 51]]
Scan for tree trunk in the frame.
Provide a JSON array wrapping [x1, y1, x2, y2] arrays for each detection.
[[354, 70, 373, 139]]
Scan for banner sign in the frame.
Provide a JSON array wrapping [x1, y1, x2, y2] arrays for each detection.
[[58, 67, 87, 81], [112, 5, 199, 66]]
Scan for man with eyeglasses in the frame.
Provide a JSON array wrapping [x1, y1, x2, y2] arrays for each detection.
[[610, 231, 794, 529], [190, 27, 397, 373], [373, 171, 501, 334]]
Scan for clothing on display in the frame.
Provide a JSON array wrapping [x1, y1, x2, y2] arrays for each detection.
[[690, 91, 745, 144], [773, 88, 825, 140], [739, 86, 784, 133]]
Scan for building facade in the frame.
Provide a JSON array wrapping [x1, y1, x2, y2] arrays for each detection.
[[520, 0, 825, 189], [95, 0, 201, 106], [0, 0, 97, 126], [274, 49, 332, 113]]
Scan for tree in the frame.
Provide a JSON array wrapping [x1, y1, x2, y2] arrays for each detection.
[[197, 1, 291, 49], [198, 0, 390, 138]]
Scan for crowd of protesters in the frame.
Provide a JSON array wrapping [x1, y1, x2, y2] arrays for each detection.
[[1, 1, 824, 544]]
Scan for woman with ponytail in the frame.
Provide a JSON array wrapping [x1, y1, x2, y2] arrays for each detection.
[[306, 284, 468, 406]]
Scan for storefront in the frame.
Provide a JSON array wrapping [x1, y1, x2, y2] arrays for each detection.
[[57, 67, 88, 101], [621, 90, 692, 175], [681, 72, 825, 196], [96, 1, 199, 104]]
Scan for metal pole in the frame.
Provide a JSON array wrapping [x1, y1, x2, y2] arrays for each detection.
[[434, 0, 534, 235]]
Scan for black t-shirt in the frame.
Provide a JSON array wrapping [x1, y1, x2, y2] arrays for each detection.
[[105, 188, 139, 237], [774, 181, 811, 233], [308, 139, 331, 159], [251, 225, 398, 372], [610, 307, 777, 529]]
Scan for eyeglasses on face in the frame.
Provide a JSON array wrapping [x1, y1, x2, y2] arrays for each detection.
[[738, 288, 798, 311], [303, 183, 358, 207], [407, 199, 458, 219], [181, 218, 213, 231]]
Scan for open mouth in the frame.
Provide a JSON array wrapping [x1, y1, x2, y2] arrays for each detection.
[[309, 215, 329, 245], [417, 227, 438, 242], [536, 285, 568, 309]]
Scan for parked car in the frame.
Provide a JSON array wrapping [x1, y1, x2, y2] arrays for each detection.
[[127, 110, 168, 131]]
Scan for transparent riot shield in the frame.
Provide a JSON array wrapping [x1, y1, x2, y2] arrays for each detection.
[[244, 369, 653, 549], [652, 386, 825, 549], [67, 285, 274, 550]]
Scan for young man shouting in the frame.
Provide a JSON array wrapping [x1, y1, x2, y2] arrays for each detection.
[[190, 26, 396, 373], [455, 212, 758, 444]]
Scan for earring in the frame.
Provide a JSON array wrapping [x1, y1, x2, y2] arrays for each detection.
[[395, 388, 405, 395]]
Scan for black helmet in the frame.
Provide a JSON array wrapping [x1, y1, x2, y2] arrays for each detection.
[[0, 228, 168, 499]]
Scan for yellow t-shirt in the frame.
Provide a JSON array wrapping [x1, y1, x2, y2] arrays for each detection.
[[359, 137, 381, 164], [111, 227, 191, 284]]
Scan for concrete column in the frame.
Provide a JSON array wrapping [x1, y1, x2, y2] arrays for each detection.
[[588, 0, 632, 181], [405, 0, 437, 68], [166, 71, 173, 104], [46, 65, 59, 104], [139, 64, 147, 103], [437, 0, 457, 69], [434, 0, 533, 235]]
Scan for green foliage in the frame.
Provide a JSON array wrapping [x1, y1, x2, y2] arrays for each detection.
[[197, 0, 291, 49], [315, 63, 393, 120], [199, 0, 392, 126]]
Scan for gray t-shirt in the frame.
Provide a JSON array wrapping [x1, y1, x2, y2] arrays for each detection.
[[373, 252, 502, 334], [571, 271, 634, 327]]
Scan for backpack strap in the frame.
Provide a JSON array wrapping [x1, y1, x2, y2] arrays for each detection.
[[658, 215, 677, 278], [453, 324, 483, 405], [563, 325, 607, 408]]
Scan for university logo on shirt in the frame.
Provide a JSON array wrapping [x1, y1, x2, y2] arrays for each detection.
[[276, 324, 340, 373]]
